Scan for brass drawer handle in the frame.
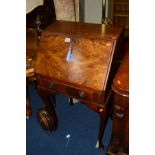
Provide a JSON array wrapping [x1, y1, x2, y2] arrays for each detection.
[[79, 91, 85, 98], [48, 83, 55, 89]]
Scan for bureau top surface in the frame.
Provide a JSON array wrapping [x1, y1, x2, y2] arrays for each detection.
[[43, 20, 123, 40]]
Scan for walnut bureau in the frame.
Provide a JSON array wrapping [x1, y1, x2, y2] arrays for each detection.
[[34, 21, 123, 150]]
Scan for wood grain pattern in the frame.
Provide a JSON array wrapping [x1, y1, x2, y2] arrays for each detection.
[[35, 34, 115, 91], [42, 20, 123, 40]]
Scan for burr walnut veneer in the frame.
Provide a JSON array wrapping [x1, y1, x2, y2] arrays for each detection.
[[35, 21, 123, 150]]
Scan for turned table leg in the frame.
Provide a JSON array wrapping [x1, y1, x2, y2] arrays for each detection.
[[37, 87, 58, 132]]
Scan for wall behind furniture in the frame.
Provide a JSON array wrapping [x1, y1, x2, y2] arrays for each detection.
[[79, 0, 110, 24], [84, 0, 102, 24], [26, 0, 43, 13], [26, 0, 109, 24]]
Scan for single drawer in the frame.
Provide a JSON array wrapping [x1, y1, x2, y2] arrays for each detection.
[[39, 78, 95, 102], [41, 79, 67, 94]]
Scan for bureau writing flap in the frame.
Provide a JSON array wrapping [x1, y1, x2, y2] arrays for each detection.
[[35, 34, 115, 92]]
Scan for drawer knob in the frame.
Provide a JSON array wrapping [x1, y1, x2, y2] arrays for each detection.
[[48, 83, 55, 89], [79, 91, 85, 98]]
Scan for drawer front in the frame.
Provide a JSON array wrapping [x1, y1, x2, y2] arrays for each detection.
[[41, 79, 67, 94], [66, 87, 94, 102], [39, 78, 95, 102]]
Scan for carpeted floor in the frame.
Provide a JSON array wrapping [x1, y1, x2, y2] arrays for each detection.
[[26, 84, 112, 155]]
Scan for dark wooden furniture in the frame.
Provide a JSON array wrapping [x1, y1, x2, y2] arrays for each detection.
[[26, 0, 56, 29], [107, 43, 129, 154], [26, 0, 56, 118], [35, 21, 123, 150], [26, 28, 38, 118], [109, 0, 129, 37]]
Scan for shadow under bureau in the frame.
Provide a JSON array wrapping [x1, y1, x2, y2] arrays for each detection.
[[34, 21, 123, 150]]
